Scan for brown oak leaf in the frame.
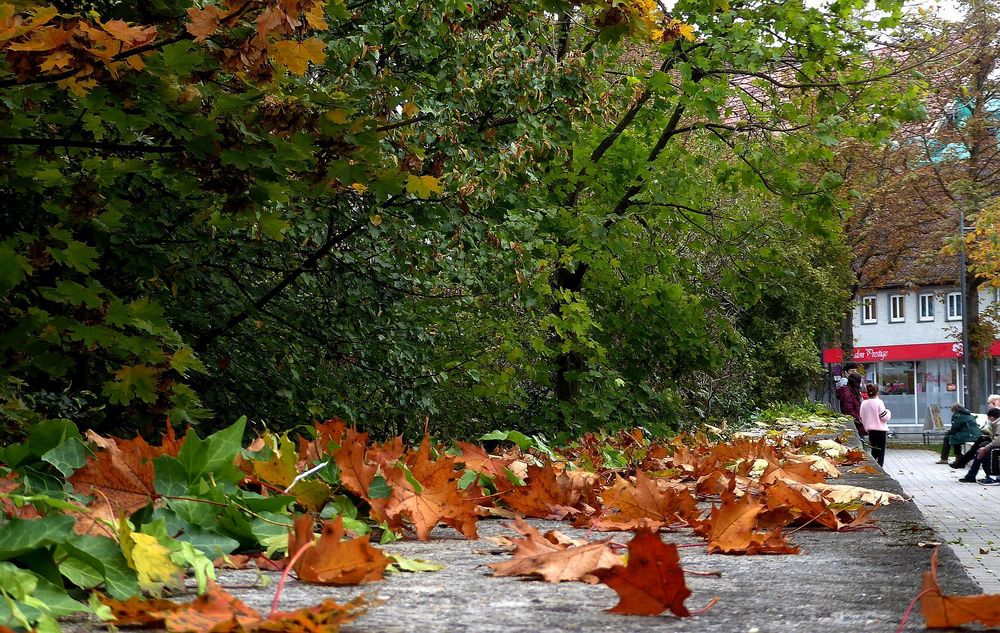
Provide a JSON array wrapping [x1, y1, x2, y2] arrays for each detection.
[[593, 526, 692, 616]]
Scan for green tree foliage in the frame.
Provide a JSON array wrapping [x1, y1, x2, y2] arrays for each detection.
[[1, 0, 920, 440]]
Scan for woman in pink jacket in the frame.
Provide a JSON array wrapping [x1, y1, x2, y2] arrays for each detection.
[[859, 383, 891, 466]]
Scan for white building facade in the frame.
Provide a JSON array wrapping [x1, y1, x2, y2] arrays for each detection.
[[824, 286, 1000, 435]]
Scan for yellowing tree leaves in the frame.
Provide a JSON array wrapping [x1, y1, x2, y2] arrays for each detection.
[[185, 6, 222, 42], [272, 37, 326, 75], [406, 174, 444, 198], [130, 532, 184, 594]]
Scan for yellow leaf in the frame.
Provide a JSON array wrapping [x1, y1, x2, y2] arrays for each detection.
[[272, 37, 326, 75], [130, 532, 184, 594], [327, 110, 349, 124], [351, 182, 368, 193], [403, 102, 419, 118], [678, 23, 696, 41], [305, 1, 328, 29], [370, 213, 382, 226], [406, 174, 443, 198]]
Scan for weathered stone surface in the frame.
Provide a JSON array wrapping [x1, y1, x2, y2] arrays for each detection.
[[64, 442, 980, 632]]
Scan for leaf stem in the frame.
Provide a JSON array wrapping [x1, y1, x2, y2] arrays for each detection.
[[896, 588, 934, 633], [269, 541, 315, 617]]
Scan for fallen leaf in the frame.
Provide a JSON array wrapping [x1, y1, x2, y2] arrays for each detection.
[[588, 471, 702, 531], [921, 547, 1000, 628], [489, 539, 621, 583], [289, 515, 390, 585], [810, 483, 905, 505], [332, 428, 376, 497], [103, 582, 367, 632], [593, 526, 692, 616], [499, 464, 585, 520]]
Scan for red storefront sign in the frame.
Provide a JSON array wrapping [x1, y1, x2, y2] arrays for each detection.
[[823, 341, 1000, 364]]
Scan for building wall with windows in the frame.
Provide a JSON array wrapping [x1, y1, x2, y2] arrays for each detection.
[[825, 286, 1000, 433]]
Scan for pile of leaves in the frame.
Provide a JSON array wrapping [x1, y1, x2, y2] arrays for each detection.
[[0, 415, 978, 631]]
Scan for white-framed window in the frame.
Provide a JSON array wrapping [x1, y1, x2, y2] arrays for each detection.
[[862, 295, 877, 324], [889, 294, 906, 322], [947, 292, 963, 321], [919, 293, 935, 322]]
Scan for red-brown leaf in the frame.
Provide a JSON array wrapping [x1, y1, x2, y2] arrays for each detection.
[[593, 526, 692, 616]]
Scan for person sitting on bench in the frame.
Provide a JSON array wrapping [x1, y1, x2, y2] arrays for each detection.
[[937, 403, 980, 465], [949, 397, 1000, 469], [958, 408, 1000, 482]]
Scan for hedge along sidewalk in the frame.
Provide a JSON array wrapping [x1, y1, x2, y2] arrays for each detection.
[[63, 428, 981, 633], [887, 447, 1000, 593]]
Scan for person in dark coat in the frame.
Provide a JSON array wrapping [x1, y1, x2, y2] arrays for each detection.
[[937, 403, 981, 464], [836, 373, 866, 437]]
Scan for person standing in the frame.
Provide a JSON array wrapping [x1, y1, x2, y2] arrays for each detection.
[[837, 373, 866, 437], [859, 383, 890, 466], [937, 403, 981, 464]]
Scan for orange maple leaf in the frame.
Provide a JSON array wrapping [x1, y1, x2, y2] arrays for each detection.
[[588, 471, 702, 531], [101, 19, 156, 45], [289, 515, 390, 585], [921, 547, 1000, 628], [69, 432, 159, 534], [332, 427, 376, 497], [700, 489, 798, 554], [102, 582, 366, 632], [271, 37, 326, 75], [186, 6, 222, 43], [489, 539, 621, 583], [453, 440, 511, 478], [764, 479, 844, 530], [593, 526, 692, 616], [381, 462, 478, 540], [499, 464, 587, 520]]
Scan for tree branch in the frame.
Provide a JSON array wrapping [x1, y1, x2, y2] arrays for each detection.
[[193, 218, 367, 352], [0, 137, 182, 153]]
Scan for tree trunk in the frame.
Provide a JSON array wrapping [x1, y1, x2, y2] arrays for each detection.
[[552, 263, 588, 421], [966, 270, 987, 411]]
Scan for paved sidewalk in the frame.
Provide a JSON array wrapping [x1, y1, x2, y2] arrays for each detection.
[[886, 447, 1000, 592]]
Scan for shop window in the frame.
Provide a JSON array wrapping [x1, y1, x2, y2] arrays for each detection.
[[919, 293, 935, 322], [890, 295, 905, 322], [947, 292, 963, 321], [861, 296, 877, 324]]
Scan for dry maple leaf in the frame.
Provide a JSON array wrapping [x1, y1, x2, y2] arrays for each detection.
[[921, 547, 1000, 628], [593, 526, 692, 616], [69, 430, 161, 535], [588, 471, 702, 531], [380, 456, 478, 540], [809, 483, 905, 506], [103, 582, 367, 632], [700, 489, 798, 554], [764, 479, 844, 530], [289, 515, 390, 585], [332, 427, 376, 497], [499, 464, 585, 520], [453, 440, 511, 478], [489, 540, 622, 583]]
